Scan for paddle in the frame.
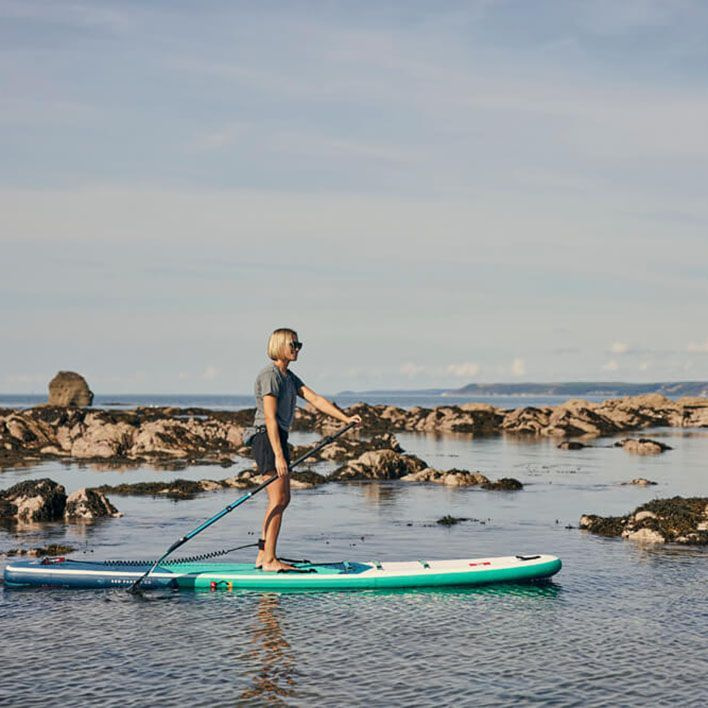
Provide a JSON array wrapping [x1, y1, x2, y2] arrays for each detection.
[[128, 421, 357, 593]]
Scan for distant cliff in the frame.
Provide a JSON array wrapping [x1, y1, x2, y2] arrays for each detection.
[[450, 381, 708, 397]]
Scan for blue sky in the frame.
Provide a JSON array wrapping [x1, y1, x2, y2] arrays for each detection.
[[2, 0, 707, 394]]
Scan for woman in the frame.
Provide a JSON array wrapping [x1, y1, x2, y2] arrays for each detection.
[[252, 328, 361, 572]]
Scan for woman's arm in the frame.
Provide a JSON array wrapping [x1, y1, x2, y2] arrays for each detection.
[[300, 386, 361, 425], [263, 395, 289, 477]]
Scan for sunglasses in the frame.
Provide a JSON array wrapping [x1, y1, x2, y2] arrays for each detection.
[[289, 341, 303, 351]]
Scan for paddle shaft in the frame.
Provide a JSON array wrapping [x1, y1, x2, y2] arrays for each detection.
[[128, 421, 356, 592]]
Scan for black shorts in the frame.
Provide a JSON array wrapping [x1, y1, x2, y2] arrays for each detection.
[[253, 427, 290, 474]]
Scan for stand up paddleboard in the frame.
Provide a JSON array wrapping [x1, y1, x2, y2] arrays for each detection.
[[3, 554, 561, 591]]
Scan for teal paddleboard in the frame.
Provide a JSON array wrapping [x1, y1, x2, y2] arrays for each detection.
[[3, 554, 561, 591]]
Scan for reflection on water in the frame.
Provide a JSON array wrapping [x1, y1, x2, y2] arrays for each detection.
[[239, 594, 295, 703], [360, 481, 402, 506]]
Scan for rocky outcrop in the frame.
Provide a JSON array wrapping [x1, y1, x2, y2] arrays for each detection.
[[579, 497, 708, 545], [233, 469, 328, 490], [2, 394, 706, 468], [401, 468, 490, 486], [294, 401, 505, 435], [557, 441, 589, 450], [0, 479, 67, 523], [614, 438, 672, 455], [3, 544, 76, 558], [64, 488, 123, 520], [502, 395, 708, 437], [0, 478, 125, 524], [0, 406, 251, 467], [48, 371, 94, 407], [294, 395, 708, 438], [97, 475, 255, 500], [400, 467, 523, 489], [481, 477, 523, 491], [330, 449, 428, 481], [290, 432, 402, 463], [621, 478, 657, 486]]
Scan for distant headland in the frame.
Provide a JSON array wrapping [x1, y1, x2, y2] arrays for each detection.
[[337, 381, 708, 398]]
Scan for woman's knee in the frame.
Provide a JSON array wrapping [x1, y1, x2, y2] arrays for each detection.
[[268, 494, 290, 510]]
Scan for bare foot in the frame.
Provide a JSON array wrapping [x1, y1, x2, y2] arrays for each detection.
[[254, 553, 264, 568], [261, 559, 296, 572]]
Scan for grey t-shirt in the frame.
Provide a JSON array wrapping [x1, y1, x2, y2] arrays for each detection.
[[253, 364, 305, 431]]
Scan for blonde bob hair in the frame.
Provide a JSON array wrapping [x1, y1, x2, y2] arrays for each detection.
[[267, 328, 299, 361]]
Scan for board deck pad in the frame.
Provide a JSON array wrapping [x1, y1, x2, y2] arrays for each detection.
[[3, 554, 561, 591]]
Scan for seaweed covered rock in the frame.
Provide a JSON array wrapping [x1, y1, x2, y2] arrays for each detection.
[[579, 497, 708, 544], [290, 432, 403, 463], [621, 478, 657, 486], [331, 449, 428, 481], [97, 479, 216, 500], [481, 477, 524, 491], [614, 438, 672, 455], [557, 441, 588, 450], [64, 488, 122, 521], [0, 478, 67, 522], [48, 371, 94, 407], [400, 468, 490, 486], [234, 468, 327, 490]]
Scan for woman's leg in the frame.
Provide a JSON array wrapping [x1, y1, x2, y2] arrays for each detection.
[[256, 475, 293, 571]]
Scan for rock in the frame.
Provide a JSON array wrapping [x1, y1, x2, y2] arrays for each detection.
[[614, 438, 672, 455], [48, 371, 94, 407], [64, 488, 122, 521], [331, 449, 428, 481], [291, 432, 404, 463], [633, 510, 658, 522], [437, 515, 469, 526], [481, 477, 524, 491], [557, 441, 587, 450], [4, 544, 75, 557], [0, 478, 67, 522], [622, 527, 666, 543], [96, 479, 209, 500], [621, 478, 657, 487], [290, 469, 327, 488], [400, 467, 490, 486], [580, 496, 708, 544]]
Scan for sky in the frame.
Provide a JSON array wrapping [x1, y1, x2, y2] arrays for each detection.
[[2, 0, 707, 394]]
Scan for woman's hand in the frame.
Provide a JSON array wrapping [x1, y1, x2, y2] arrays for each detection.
[[347, 415, 362, 425], [275, 453, 289, 478]]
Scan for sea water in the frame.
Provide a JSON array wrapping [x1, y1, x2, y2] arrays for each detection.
[[0, 397, 706, 705]]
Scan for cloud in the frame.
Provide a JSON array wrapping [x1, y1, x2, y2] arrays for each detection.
[[446, 362, 480, 378], [638, 361, 650, 371], [201, 366, 220, 381], [602, 360, 619, 371], [687, 339, 708, 353], [400, 362, 425, 378], [511, 358, 526, 377], [609, 341, 630, 354]]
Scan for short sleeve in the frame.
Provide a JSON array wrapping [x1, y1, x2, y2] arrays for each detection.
[[290, 371, 305, 393], [259, 369, 281, 397]]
